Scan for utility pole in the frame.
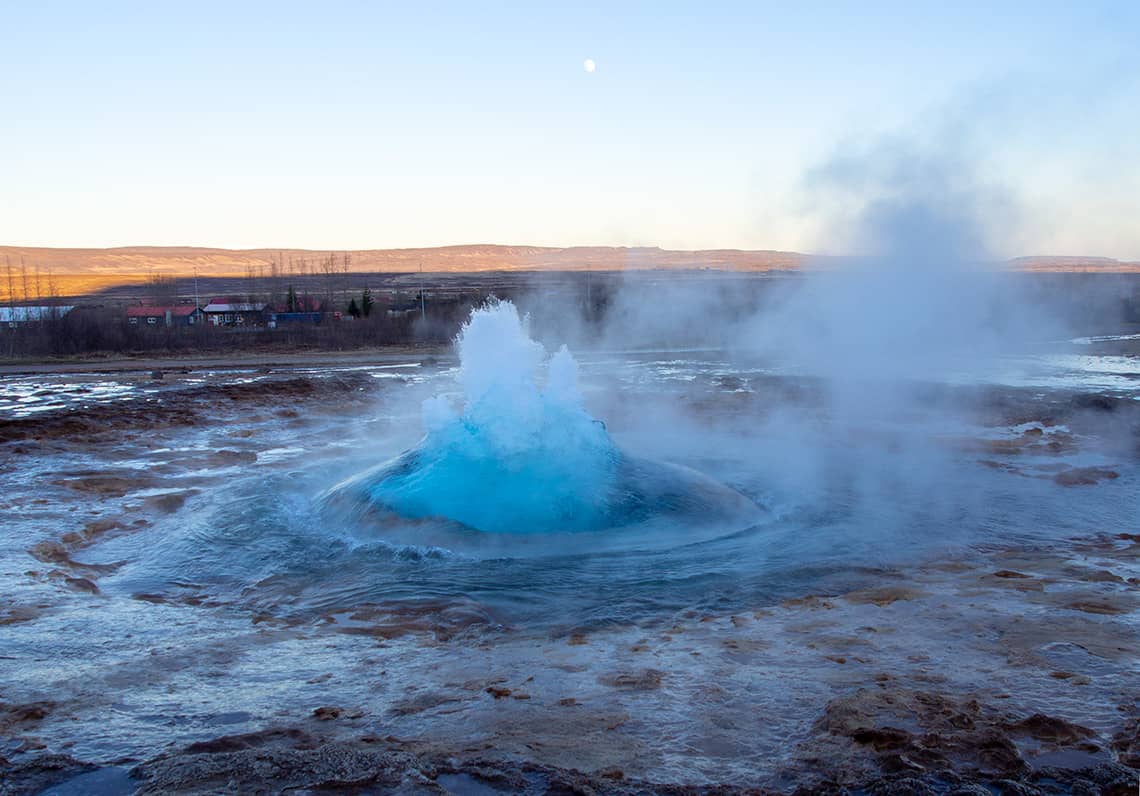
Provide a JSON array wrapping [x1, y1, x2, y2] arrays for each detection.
[[419, 259, 426, 321], [5, 256, 16, 356]]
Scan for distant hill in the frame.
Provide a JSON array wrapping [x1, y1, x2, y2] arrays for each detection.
[[0, 244, 1136, 301], [1006, 255, 1140, 272], [0, 244, 805, 277]]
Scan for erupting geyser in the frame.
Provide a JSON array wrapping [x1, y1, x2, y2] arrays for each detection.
[[322, 300, 760, 537], [370, 300, 617, 532]]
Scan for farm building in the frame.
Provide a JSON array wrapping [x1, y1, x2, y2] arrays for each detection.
[[1, 305, 75, 327], [265, 311, 323, 327], [202, 299, 267, 326], [125, 305, 204, 327]]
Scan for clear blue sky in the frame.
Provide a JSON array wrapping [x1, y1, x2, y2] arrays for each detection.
[[1, 1, 1137, 257]]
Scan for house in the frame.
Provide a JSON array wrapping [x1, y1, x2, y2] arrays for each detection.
[[1, 305, 75, 327], [202, 298, 267, 326], [125, 305, 204, 327], [264, 296, 325, 328], [265, 311, 323, 328], [385, 298, 423, 317]]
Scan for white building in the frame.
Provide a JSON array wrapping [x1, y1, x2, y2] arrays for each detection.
[[202, 299, 266, 326], [1, 306, 74, 327]]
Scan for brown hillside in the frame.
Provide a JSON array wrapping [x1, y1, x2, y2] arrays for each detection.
[[0, 244, 805, 278], [0, 244, 1136, 301]]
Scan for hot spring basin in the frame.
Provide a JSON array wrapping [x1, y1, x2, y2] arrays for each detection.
[[317, 300, 764, 553], [318, 444, 764, 553]]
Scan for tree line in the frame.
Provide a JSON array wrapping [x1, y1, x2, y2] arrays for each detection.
[[1, 291, 485, 359]]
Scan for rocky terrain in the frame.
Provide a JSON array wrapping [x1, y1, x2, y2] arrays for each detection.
[[0, 354, 1137, 795]]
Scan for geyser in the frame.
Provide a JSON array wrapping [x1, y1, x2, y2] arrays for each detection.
[[322, 300, 760, 536]]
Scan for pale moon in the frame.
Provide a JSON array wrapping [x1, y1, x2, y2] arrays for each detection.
[[583, 58, 596, 73]]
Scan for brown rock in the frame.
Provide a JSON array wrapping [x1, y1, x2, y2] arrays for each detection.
[[1, 702, 52, 725], [851, 726, 911, 750], [28, 541, 69, 563], [815, 688, 1031, 777], [783, 595, 836, 609], [214, 450, 258, 465], [183, 728, 314, 754], [56, 474, 157, 497], [1078, 569, 1125, 583], [132, 593, 168, 604], [1067, 600, 1128, 615], [1054, 467, 1120, 486], [83, 519, 124, 539], [64, 576, 99, 594], [144, 490, 198, 513], [601, 669, 665, 690], [844, 586, 926, 606], [0, 605, 42, 625], [1111, 717, 1140, 768], [1004, 713, 1095, 744]]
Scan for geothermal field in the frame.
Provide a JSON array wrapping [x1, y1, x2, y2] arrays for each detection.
[[6, 3, 1139, 793], [1, 278, 1138, 794]]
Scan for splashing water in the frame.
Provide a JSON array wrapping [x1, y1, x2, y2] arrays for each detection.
[[379, 301, 617, 532], [323, 300, 761, 536]]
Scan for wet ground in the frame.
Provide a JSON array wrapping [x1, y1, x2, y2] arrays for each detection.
[[1, 337, 1138, 794]]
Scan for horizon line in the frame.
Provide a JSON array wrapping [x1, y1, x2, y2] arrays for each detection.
[[0, 242, 1136, 265]]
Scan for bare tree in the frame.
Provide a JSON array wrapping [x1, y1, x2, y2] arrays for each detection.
[[30, 264, 43, 329], [46, 269, 60, 316], [341, 251, 351, 306], [3, 257, 13, 357], [269, 254, 283, 307], [320, 251, 336, 310], [147, 274, 177, 305], [5, 255, 14, 308]]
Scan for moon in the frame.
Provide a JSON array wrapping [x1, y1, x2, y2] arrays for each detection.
[[583, 58, 596, 73]]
